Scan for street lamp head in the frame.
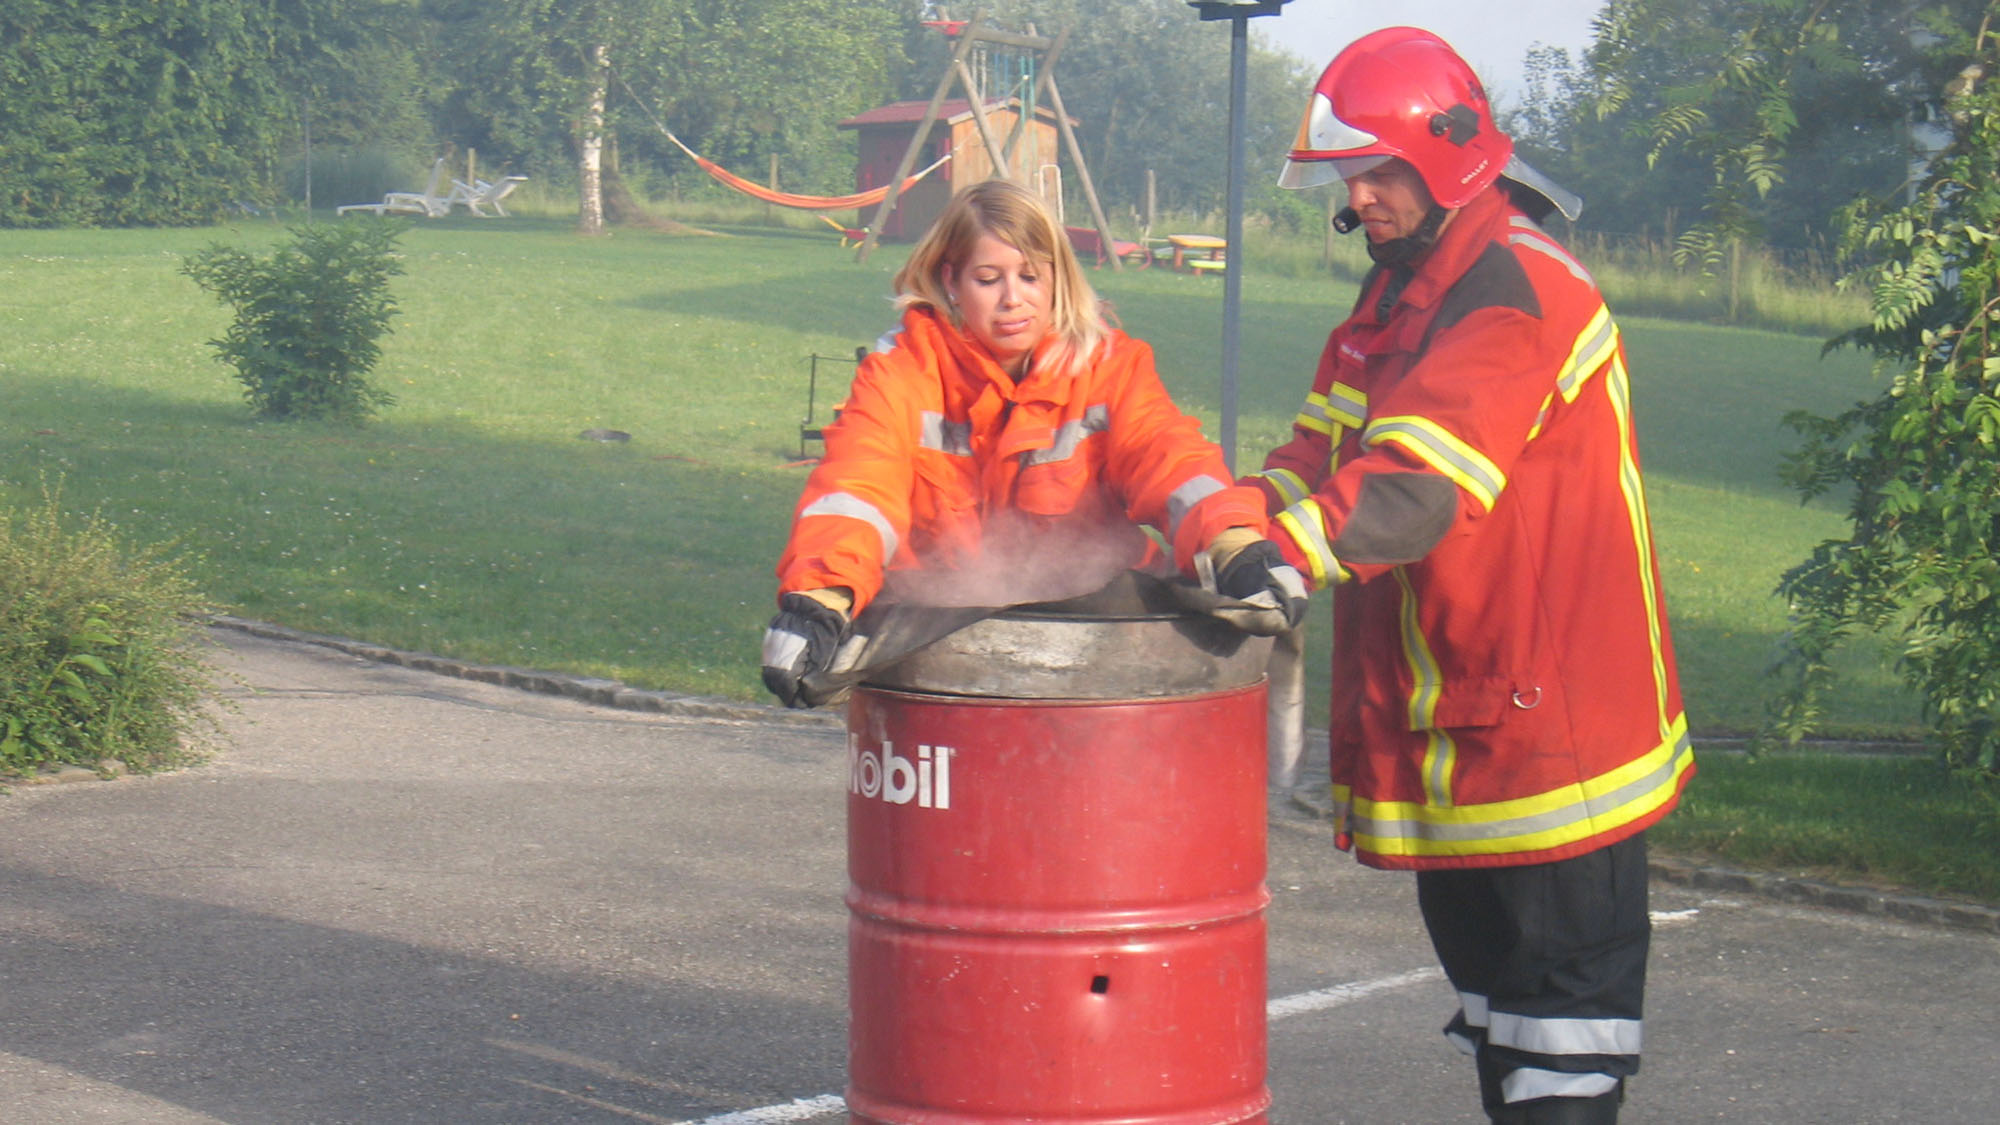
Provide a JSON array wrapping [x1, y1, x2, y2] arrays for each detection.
[[1187, 0, 1291, 20]]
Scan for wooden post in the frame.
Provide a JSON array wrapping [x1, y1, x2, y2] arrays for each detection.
[[857, 15, 986, 262], [953, 58, 1014, 181], [1042, 70, 1120, 271]]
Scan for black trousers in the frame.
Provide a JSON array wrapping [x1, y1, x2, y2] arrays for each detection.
[[1415, 833, 1651, 1111]]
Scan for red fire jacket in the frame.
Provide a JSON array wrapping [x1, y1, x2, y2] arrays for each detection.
[[1251, 187, 1693, 870], [779, 306, 1267, 613]]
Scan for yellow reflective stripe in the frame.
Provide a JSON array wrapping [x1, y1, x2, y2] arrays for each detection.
[[1347, 714, 1694, 859], [1275, 499, 1343, 587], [1254, 467, 1312, 508], [1395, 569, 1455, 807], [1325, 381, 1367, 428], [1295, 382, 1366, 437], [1558, 306, 1618, 403], [1294, 393, 1336, 437], [1605, 355, 1676, 737], [1526, 391, 1554, 442], [1365, 416, 1505, 511], [1330, 782, 1353, 840]]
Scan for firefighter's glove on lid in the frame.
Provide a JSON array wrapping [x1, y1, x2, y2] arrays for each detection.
[[761, 588, 852, 708], [1211, 532, 1311, 635]]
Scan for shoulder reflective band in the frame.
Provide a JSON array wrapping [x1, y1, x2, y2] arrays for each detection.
[[1507, 216, 1595, 285], [798, 491, 900, 562], [1363, 416, 1505, 511], [1557, 304, 1618, 403]]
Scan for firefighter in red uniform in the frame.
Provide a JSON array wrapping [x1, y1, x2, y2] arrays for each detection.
[[1247, 29, 1694, 1124], [762, 179, 1307, 706]]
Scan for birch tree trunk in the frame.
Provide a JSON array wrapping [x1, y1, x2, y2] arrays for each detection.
[[578, 42, 609, 236]]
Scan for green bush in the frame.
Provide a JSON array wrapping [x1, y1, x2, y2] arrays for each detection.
[[0, 486, 221, 777], [182, 220, 405, 423]]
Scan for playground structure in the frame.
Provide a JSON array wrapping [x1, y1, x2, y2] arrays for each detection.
[[836, 96, 1066, 242], [614, 10, 1122, 262], [856, 13, 1124, 267]]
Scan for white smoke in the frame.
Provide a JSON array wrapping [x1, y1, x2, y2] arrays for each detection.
[[886, 511, 1153, 609]]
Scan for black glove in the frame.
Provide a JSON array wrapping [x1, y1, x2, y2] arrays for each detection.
[[761, 592, 850, 708], [1215, 540, 1310, 633]]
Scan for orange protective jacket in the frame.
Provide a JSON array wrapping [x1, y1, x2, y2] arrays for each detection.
[[1249, 187, 1693, 871], [778, 307, 1267, 613]]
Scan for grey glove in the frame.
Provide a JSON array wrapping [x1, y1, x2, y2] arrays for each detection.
[[1215, 540, 1310, 634], [761, 592, 850, 708]]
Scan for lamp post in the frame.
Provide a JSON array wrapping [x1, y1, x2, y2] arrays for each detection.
[[1188, 0, 1290, 474]]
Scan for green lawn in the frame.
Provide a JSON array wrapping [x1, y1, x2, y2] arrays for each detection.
[[0, 216, 1915, 731], [8, 215, 1983, 900]]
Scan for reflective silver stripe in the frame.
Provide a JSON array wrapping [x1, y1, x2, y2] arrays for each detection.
[[1508, 228, 1593, 284], [1256, 468, 1311, 508], [1165, 475, 1226, 539], [760, 627, 807, 669], [1488, 1011, 1643, 1056], [1558, 306, 1618, 401], [1023, 403, 1109, 466], [1346, 722, 1693, 854], [872, 328, 898, 354], [1294, 395, 1336, 436], [1275, 499, 1339, 587], [1325, 381, 1367, 427], [1459, 990, 1491, 1027], [919, 411, 973, 456], [1363, 416, 1505, 511], [1501, 1069, 1622, 1103], [799, 491, 900, 561]]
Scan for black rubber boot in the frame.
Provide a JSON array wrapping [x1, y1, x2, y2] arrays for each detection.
[[1486, 1088, 1621, 1124]]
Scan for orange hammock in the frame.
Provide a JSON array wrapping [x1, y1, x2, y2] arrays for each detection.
[[685, 148, 952, 213], [617, 71, 950, 213]]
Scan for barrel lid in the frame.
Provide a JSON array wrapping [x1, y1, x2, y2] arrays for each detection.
[[863, 575, 1274, 700]]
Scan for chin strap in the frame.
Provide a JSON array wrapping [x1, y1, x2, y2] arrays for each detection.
[[1365, 204, 1449, 267]]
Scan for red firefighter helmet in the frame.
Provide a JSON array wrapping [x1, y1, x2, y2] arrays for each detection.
[[1279, 26, 1512, 209]]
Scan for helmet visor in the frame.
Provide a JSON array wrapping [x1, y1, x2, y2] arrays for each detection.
[[1277, 153, 1390, 191]]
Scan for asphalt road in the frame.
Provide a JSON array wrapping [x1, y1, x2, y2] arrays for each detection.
[[1, 629, 1995, 1123]]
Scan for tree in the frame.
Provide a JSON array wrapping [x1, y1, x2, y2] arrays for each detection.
[[1586, 0, 1925, 314], [1507, 2, 1978, 273], [427, 0, 902, 234], [0, 0, 289, 227], [1769, 4, 2000, 772]]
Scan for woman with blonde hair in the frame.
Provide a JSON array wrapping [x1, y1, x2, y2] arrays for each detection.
[[761, 178, 1305, 707]]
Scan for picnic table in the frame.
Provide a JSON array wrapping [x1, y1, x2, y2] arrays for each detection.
[[1167, 233, 1227, 273]]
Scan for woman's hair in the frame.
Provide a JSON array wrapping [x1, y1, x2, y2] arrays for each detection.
[[892, 178, 1106, 380]]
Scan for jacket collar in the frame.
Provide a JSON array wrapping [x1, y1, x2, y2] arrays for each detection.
[[904, 305, 1070, 403], [1379, 187, 1513, 316]]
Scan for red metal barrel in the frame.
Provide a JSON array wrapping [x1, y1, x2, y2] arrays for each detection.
[[845, 609, 1272, 1124]]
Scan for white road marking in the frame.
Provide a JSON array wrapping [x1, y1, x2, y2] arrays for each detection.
[[700, 968, 1454, 1121], [1267, 966, 1448, 1020], [1652, 908, 1701, 926], [676, 1095, 848, 1124]]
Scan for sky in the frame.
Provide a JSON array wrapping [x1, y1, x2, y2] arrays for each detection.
[[1250, 0, 1607, 102]]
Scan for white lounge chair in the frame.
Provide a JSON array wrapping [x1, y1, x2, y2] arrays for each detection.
[[337, 157, 453, 218], [448, 174, 527, 218]]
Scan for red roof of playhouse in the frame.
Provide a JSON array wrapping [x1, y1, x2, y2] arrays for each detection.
[[837, 99, 1074, 130]]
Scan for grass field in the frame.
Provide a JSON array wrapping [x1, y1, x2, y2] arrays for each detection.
[[0, 214, 1916, 731], [12, 215, 1992, 902]]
